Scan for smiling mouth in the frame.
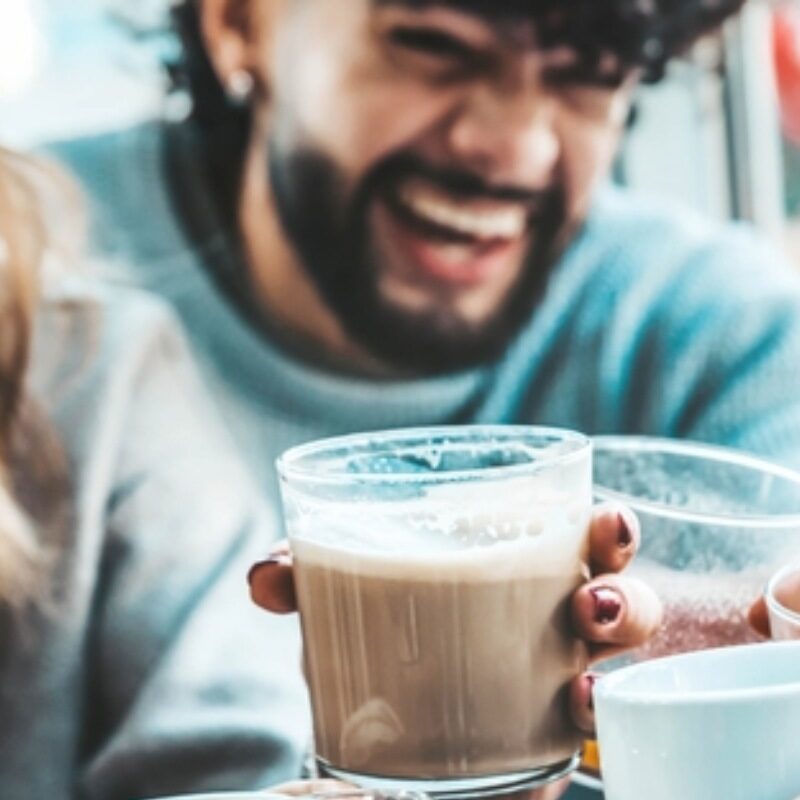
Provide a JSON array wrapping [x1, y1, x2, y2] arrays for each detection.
[[376, 176, 535, 287], [391, 178, 531, 241]]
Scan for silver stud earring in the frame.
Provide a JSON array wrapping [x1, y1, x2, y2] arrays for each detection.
[[227, 69, 255, 104]]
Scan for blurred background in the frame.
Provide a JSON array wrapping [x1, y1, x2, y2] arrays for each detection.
[[1, 0, 799, 265]]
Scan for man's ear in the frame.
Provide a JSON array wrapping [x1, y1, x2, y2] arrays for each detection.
[[199, 0, 256, 90]]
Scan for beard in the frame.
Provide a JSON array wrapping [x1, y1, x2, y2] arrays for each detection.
[[267, 141, 568, 376]]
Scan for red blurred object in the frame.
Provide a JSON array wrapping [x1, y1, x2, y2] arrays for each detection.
[[773, 6, 800, 146]]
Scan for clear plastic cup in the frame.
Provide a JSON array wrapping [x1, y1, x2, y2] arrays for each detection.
[[766, 561, 800, 640], [277, 426, 592, 798]]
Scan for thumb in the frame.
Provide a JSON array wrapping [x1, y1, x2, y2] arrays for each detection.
[[248, 551, 297, 613]]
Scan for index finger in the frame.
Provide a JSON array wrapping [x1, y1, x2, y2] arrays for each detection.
[[587, 503, 640, 576]]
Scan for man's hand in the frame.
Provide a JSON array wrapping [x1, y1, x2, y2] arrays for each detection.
[[249, 504, 661, 738]]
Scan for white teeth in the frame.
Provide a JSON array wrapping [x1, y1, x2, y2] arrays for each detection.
[[398, 185, 527, 240]]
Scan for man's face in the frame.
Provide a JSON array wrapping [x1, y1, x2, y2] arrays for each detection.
[[247, 0, 634, 373]]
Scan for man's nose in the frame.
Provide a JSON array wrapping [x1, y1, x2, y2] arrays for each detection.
[[444, 71, 561, 189]]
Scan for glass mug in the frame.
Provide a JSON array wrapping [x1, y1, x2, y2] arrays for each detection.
[[592, 436, 800, 661], [580, 436, 800, 779], [277, 426, 592, 798]]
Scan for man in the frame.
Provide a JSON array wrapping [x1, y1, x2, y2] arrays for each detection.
[[45, 0, 798, 796], [49, 0, 800, 499]]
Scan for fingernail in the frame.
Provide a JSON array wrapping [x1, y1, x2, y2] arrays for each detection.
[[247, 555, 289, 585], [591, 586, 622, 624], [586, 674, 597, 710], [617, 512, 633, 548]]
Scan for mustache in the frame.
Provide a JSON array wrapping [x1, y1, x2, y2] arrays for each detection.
[[376, 154, 557, 209]]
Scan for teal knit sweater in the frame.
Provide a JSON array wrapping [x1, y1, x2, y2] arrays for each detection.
[[48, 122, 800, 502]]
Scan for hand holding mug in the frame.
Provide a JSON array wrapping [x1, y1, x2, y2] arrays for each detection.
[[258, 428, 661, 800], [250, 504, 661, 737]]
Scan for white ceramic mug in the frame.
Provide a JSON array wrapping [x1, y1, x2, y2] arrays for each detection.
[[594, 642, 800, 800]]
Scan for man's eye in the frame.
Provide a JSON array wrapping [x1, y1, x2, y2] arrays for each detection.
[[388, 26, 476, 62]]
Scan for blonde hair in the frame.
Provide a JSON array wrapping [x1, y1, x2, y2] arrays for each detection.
[[0, 146, 50, 608]]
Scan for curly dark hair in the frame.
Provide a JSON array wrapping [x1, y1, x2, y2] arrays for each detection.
[[169, 0, 747, 126]]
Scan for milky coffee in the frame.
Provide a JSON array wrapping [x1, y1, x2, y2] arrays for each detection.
[[292, 491, 589, 780]]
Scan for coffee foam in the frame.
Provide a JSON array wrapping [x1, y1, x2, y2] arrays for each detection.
[[290, 476, 590, 580], [292, 532, 588, 582]]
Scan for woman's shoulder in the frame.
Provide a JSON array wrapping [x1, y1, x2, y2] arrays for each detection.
[[29, 267, 266, 520], [40, 268, 184, 336], [29, 269, 228, 455], [33, 269, 191, 386]]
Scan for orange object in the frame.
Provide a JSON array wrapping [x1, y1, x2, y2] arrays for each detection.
[[773, 6, 800, 145], [581, 738, 601, 774]]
